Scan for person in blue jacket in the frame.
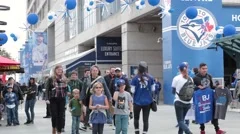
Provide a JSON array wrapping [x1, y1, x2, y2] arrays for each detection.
[[131, 61, 155, 134]]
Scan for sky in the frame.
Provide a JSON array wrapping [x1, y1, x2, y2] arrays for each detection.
[[0, 0, 27, 61]]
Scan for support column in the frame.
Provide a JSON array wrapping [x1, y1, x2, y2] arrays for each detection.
[[121, 23, 162, 80]]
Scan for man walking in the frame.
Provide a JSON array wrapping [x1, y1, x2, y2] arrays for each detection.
[[193, 63, 225, 134]]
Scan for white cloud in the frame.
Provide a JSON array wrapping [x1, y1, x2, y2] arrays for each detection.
[[0, 0, 27, 61]]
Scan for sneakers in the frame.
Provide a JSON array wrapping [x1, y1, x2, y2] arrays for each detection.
[[217, 130, 226, 134], [200, 130, 206, 134]]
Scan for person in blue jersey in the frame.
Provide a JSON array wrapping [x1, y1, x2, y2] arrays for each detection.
[[172, 63, 193, 134], [131, 61, 155, 134], [193, 63, 225, 134]]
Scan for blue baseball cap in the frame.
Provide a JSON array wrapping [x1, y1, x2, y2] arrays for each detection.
[[117, 79, 125, 87], [178, 62, 188, 71]]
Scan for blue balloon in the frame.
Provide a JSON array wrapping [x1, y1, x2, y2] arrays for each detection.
[[168, 8, 174, 13], [89, 1, 94, 6], [10, 33, 15, 37], [13, 36, 17, 42], [136, 6, 140, 10], [65, 0, 77, 10], [186, 7, 198, 19], [27, 13, 39, 25], [140, 0, 145, 5], [148, 0, 160, 6], [87, 7, 91, 12], [223, 24, 236, 36], [48, 15, 53, 20], [0, 33, 8, 45], [106, 0, 114, 3]]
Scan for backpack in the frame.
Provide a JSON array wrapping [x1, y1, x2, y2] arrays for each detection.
[[177, 77, 195, 101]]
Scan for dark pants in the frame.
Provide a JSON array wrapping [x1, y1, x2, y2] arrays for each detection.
[[84, 106, 92, 127], [46, 103, 51, 116], [92, 123, 104, 134], [133, 104, 151, 134], [50, 98, 66, 133], [7, 107, 17, 125], [154, 91, 160, 104], [200, 119, 219, 132], [62, 107, 66, 129], [25, 99, 36, 121], [174, 101, 191, 134], [200, 99, 219, 132]]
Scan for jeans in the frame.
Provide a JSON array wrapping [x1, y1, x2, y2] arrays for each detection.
[[50, 98, 66, 133], [7, 107, 17, 125], [115, 115, 129, 134], [174, 101, 191, 134], [92, 123, 104, 134], [106, 109, 113, 124], [133, 104, 151, 134], [25, 99, 36, 121], [15, 101, 19, 124], [72, 116, 80, 134]]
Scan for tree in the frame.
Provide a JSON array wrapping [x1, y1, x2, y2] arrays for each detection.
[[0, 48, 12, 59]]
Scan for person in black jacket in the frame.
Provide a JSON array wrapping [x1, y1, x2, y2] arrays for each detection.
[[193, 63, 225, 134], [3, 77, 23, 125], [24, 77, 37, 124], [104, 66, 116, 89]]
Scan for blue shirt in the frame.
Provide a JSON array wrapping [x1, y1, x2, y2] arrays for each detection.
[[193, 88, 214, 124], [4, 92, 17, 108], [131, 74, 154, 106]]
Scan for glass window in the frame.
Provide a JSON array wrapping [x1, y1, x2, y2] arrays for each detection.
[[83, 0, 97, 30], [69, 8, 78, 39], [100, 0, 120, 21]]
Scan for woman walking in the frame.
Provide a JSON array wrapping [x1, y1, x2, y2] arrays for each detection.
[[131, 61, 155, 134], [46, 65, 70, 134], [24, 77, 37, 124]]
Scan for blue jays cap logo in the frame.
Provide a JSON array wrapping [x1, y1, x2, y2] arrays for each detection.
[[177, 7, 217, 50]]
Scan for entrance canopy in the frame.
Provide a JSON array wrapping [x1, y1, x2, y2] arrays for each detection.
[[66, 49, 96, 74], [211, 34, 240, 67]]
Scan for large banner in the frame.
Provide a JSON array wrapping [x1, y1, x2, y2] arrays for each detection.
[[29, 32, 48, 78]]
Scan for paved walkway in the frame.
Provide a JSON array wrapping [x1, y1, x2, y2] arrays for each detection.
[[0, 100, 240, 134]]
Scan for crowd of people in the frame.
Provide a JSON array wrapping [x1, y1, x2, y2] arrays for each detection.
[[0, 61, 238, 134], [0, 61, 162, 134]]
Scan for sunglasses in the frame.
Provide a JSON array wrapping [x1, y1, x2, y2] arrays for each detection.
[[95, 86, 102, 89]]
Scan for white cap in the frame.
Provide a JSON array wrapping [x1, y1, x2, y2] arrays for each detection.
[[115, 67, 121, 71]]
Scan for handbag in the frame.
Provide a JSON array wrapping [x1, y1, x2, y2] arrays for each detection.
[[151, 99, 157, 112]]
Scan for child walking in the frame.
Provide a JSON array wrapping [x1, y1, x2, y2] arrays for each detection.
[[4, 86, 17, 126], [89, 82, 109, 134], [69, 89, 82, 134], [113, 79, 133, 134]]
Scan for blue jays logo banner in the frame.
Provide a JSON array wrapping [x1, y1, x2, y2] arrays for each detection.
[[177, 7, 217, 50]]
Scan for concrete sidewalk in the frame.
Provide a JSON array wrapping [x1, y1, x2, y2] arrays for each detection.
[[0, 101, 239, 134]]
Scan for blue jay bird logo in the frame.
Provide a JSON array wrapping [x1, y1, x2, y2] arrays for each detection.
[[177, 7, 217, 50]]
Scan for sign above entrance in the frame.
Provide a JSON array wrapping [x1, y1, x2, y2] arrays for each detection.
[[177, 7, 217, 50], [96, 37, 122, 63]]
